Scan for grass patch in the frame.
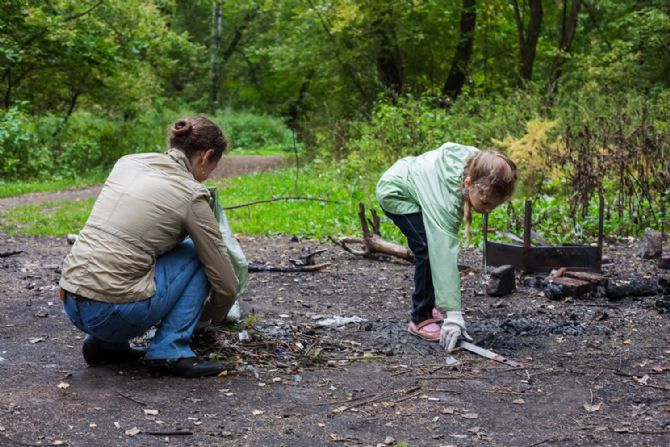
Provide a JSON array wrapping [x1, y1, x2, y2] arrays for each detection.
[[0, 173, 106, 199], [1, 163, 406, 242], [2, 198, 95, 237], [1, 162, 613, 246], [213, 165, 405, 242]]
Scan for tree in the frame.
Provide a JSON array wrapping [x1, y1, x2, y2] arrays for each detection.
[[511, 0, 543, 83], [443, 0, 477, 101], [547, 0, 582, 94]]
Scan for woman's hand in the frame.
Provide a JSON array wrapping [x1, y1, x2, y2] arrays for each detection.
[[439, 311, 473, 352]]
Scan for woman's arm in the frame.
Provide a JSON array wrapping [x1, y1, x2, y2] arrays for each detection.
[[185, 193, 239, 322]]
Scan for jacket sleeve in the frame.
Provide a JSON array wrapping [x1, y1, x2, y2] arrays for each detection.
[[412, 174, 464, 312], [185, 191, 239, 322], [422, 210, 462, 311]]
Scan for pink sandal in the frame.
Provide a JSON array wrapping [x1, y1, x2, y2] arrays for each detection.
[[408, 319, 441, 342]]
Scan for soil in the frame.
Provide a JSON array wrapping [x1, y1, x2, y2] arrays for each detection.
[[1, 156, 669, 446]]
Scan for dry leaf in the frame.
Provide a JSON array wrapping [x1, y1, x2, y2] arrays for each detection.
[[252, 410, 264, 416], [332, 406, 347, 414], [633, 375, 650, 385], [125, 427, 140, 436], [583, 403, 602, 412], [512, 399, 525, 405], [623, 339, 632, 345], [143, 409, 159, 416], [57, 382, 70, 390], [462, 413, 479, 419]]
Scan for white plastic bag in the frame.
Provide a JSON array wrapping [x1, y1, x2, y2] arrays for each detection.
[[209, 187, 248, 321]]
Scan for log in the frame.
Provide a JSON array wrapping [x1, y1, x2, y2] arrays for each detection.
[[333, 202, 413, 262]]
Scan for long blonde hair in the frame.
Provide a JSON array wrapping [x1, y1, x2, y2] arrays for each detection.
[[463, 150, 518, 241]]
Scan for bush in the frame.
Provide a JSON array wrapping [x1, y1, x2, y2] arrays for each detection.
[[0, 103, 51, 178], [0, 107, 296, 181], [217, 109, 294, 154]]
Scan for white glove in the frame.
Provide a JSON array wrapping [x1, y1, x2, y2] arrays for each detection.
[[440, 311, 473, 353]]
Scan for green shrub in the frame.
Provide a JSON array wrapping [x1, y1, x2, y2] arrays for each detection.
[[217, 109, 295, 154], [0, 103, 51, 178]]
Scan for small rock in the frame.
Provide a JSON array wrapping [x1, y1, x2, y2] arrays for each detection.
[[487, 265, 516, 297], [639, 228, 663, 259]]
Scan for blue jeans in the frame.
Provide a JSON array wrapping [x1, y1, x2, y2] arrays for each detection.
[[63, 240, 210, 360], [384, 211, 435, 324]]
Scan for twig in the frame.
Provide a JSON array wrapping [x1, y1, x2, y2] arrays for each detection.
[[0, 433, 43, 446], [117, 391, 147, 406], [222, 196, 343, 210], [0, 250, 22, 258], [142, 431, 193, 436], [248, 262, 331, 273], [525, 436, 565, 447]]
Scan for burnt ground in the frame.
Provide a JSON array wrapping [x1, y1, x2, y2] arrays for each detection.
[[1, 231, 670, 447]]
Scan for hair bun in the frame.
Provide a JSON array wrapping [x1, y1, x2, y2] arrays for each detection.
[[171, 119, 193, 137]]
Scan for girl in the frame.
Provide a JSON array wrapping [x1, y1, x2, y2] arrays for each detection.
[[60, 116, 239, 378], [376, 142, 517, 352]]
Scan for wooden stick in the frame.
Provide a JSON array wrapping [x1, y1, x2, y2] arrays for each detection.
[[222, 196, 343, 210]]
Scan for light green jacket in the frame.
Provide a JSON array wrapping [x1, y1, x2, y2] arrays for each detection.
[[376, 142, 479, 312]]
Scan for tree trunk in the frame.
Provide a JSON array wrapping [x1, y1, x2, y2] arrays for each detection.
[[547, 0, 582, 94], [288, 69, 315, 128], [443, 0, 477, 101], [374, 7, 403, 96], [512, 0, 543, 84], [210, 1, 223, 110]]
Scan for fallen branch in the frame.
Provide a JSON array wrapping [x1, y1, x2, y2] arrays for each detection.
[[222, 196, 343, 210], [0, 250, 22, 258], [248, 262, 330, 273], [333, 202, 412, 262]]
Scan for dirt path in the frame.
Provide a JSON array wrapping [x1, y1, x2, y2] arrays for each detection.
[[0, 155, 286, 214], [1, 234, 669, 446]]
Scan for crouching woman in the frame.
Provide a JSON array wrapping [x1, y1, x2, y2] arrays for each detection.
[[59, 116, 238, 378]]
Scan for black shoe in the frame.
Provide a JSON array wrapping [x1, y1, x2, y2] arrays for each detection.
[[146, 356, 224, 378], [82, 338, 146, 366]]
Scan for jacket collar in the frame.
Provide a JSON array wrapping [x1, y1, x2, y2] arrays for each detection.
[[166, 148, 194, 176]]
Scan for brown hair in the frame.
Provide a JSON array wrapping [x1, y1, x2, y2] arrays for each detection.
[[462, 150, 518, 241], [169, 116, 229, 160]]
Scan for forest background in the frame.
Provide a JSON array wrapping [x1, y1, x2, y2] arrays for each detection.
[[1, 0, 668, 244]]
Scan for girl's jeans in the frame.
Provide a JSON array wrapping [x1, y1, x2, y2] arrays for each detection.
[[63, 240, 209, 360], [384, 211, 435, 324]]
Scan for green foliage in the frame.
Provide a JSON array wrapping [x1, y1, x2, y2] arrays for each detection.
[[0, 107, 296, 180], [218, 110, 296, 154]]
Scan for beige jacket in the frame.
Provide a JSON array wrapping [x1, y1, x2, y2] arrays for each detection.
[[59, 148, 239, 321]]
